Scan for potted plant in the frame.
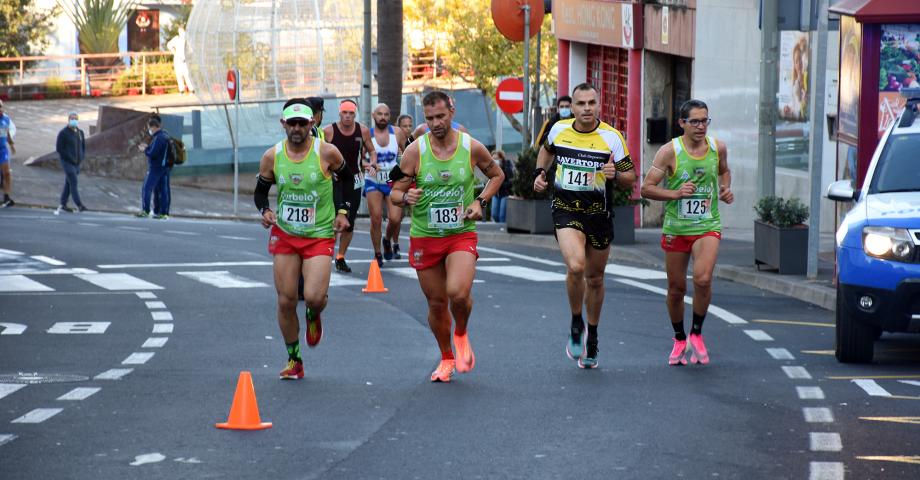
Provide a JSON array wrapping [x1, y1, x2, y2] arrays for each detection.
[[610, 184, 648, 245], [505, 146, 554, 234], [753, 196, 809, 274]]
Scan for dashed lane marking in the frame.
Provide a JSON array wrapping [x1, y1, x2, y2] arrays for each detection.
[[0, 323, 27, 335], [151, 311, 173, 321], [766, 348, 795, 360], [11, 408, 64, 424], [152, 324, 173, 334], [477, 266, 568, 282], [613, 279, 748, 324], [752, 319, 835, 328], [797, 387, 826, 400], [145, 301, 166, 309], [783, 366, 812, 379], [744, 329, 774, 341], [99, 261, 272, 269], [802, 350, 835, 356], [30, 255, 66, 266], [75, 273, 163, 291], [122, 352, 155, 365], [477, 246, 565, 267], [809, 462, 844, 480], [136, 291, 157, 299], [94, 368, 133, 380], [218, 235, 255, 241], [177, 271, 269, 288], [0, 275, 54, 292], [165, 230, 199, 236], [0, 384, 27, 400], [57, 387, 101, 401], [859, 417, 920, 425], [603, 264, 668, 280], [809, 432, 842, 452], [388, 267, 484, 283], [142, 337, 169, 348], [803, 407, 834, 423]]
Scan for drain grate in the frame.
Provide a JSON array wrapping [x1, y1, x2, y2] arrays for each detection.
[[0, 372, 89, 384]]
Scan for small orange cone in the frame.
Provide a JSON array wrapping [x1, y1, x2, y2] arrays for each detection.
[[362, 260, 389, 293], [215, 371, 272, 430]]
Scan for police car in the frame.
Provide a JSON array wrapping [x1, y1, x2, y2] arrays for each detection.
[[826, 90, 920, 363]]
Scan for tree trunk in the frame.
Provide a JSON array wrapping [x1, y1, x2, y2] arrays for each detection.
[[376, 0, 403, 121]]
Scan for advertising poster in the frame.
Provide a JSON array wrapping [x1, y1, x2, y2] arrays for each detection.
[[778, 31, 810, 122], [838, 15, 861, 145], [878, 24, 920, 137]]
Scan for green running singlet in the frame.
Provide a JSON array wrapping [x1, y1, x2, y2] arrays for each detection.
[[273, 138, 335, 238], [663, 136, 722, 236], [409, 132, 477, 238]]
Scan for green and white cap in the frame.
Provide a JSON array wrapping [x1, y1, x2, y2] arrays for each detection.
[[282, 103, 314, 121]]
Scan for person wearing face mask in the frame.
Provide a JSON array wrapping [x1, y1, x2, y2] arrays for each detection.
[[55, 112, 87, 213], [136, 114, 171, 218], [535, 96, 573, 148]]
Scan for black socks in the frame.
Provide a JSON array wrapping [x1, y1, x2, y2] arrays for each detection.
[[691, 312, 706, 335], [571, 313, 584, 334], [587, 324, 598, 343], [672, 321, 686, 341], [286, 340, 302, 362]]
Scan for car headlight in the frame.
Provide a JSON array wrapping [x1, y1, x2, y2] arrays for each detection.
[[862, 226, 915, 261]]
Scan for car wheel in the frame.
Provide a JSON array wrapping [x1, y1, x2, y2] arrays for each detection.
[[835, 283, 876, 363]]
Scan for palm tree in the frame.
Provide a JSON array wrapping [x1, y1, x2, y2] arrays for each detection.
[[376, 0, 403, 120], [59, 0, 138, 67]]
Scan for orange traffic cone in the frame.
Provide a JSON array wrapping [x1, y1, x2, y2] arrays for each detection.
[[362, 260, 389, 293], [215, 371, 272, 430]]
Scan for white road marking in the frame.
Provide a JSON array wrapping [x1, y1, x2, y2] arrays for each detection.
[[0, 323, 27, 335], [386, 267, 483, 283], [218, 235, 255, 241], [165, 230, 199, 236], [130, 453, 166, 466], [123, 352, 155, 365], [329, 274, 371, 287], [614, 278, 747, 325], [803, 407, 834, 423], [0, 275, 53, 292], [98, 261, 271, 269], [0, 434, 16, 446], [0, 384, 27, 400], [0, 268, 96, 275], [77, 222, 101, 227], [76, 273, 163, 291], [31, 255, 65, 266], [177, 271, 269, 288], [151, 311, 173, 321], [809, 462, 844, 480], [744, 330, 774, 341], [152, 324, 173, 334], [478, 265, 567, 281], [604, 264, 668, 280], [477, 246, 565, 266], [135, 291, 157, 299], [899, 380, 920, 388], [0, 249, 24, 256], [809, 432, 842, 452], [766, 348, 794, 360], [118, 226, 148, 231], [145, 301, 167, 310], [12, 408, 63, 423], [95, 368, 133, 380], [47, 322, 110, 334], [57, 387, 101, 401], [782, 366, 812, 379], [797, 386, 826, 400], [852, 379, 892, 397], [142, 337, 169, 348]]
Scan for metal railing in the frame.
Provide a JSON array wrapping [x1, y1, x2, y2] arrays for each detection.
[[0, 51, 175, 100]]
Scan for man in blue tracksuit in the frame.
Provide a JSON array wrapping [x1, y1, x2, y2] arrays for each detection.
[[137, 115, 171, 218]]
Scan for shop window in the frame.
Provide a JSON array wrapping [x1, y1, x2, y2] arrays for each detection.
[[587, 44, 628, 132]]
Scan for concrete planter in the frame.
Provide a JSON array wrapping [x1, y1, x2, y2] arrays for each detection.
[[754, 220, 808, 275], [612, 205, 636, 245], [506, 197, 554, 234]]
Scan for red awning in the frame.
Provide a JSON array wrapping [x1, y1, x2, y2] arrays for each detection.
[[830, 0, 920, 23]]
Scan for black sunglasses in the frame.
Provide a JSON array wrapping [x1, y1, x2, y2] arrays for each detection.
[[682, 118, 711, 127], [286, 119, 310, 127]]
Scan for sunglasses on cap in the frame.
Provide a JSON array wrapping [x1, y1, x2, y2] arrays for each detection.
[[285, 119, 311, 127]]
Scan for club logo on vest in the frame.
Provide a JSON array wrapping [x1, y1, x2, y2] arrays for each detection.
[[693, 167, 705, 178], [439, 170, 452, 181], [291, 173, 303, 185], [311, 172, 318, 181], [425, 173, 434, 182], [278, 175, 287, 185], [680, 171, 690, 181]]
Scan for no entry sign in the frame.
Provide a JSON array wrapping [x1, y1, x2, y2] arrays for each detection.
[[227, 69, 239, 101], [495, 77, 525, 114]]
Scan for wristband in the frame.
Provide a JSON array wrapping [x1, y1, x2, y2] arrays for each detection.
[[260, 207, 271, 215], [337, 209, 349, 216], [533, 167, 546, 180]]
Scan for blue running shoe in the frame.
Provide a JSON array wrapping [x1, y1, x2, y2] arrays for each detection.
[[566, 318, 585, 361], [578, 340, 598, 369]]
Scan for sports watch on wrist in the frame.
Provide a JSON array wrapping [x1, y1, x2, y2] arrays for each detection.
[[476, 196, 488, 208]]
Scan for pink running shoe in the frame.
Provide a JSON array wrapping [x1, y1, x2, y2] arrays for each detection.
[[453, 332, 475, 373], [689, 333, 710, 365], [669, 338, 688, 366], [279, 359, 304, 380], [430, 359, 456, 382]]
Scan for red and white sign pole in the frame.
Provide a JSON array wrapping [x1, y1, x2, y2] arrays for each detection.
[[228, 68, 241, 215]]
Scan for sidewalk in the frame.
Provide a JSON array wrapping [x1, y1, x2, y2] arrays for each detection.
[[1, 95, 836, 311]]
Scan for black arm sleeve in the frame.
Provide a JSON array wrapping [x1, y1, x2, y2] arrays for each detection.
[[254, 175, 273, 213], [332, 161, 350, 212]]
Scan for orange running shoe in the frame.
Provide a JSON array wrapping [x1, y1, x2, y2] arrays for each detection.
[[305, 307, 322, 348], [430, 359, 455, 382], [453, 332, 475, 373], [279, 359, 304, 380]]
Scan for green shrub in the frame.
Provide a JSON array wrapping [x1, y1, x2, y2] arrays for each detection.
[[511, 146, 551, 200], [45, 77, 67, 98], [755, 195, 809, 228], [112, 62, 178, 96]]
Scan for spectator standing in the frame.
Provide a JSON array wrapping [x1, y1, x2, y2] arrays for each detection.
[[490, 150, 514, 222], [55, 112, 87, 214], [137, 115, 171, 218], [0, 100, 17, 207], [167, 27, 194, 94]]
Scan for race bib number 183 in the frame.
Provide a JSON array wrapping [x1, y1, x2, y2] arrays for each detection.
[[428, 202, 463, 229]]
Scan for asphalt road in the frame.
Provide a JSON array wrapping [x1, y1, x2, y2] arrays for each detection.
[[1, 208, 918, 479]]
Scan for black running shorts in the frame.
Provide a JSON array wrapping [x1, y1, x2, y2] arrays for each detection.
[[552, 210, 614, 250], [344, 187, 361, 232]]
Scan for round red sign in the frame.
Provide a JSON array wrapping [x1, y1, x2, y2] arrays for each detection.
[[227, 69, 238, 101], [495, 77, 525, 114]]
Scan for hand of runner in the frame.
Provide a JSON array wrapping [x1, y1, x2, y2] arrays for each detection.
[[719, 184, 734, 204], [261, 209, 277, 229], [334, 213, 350, 233], [533, 171, 547, 192], [464, 201, 482, 221], [675, 182, 696, 199], [404, 187, 423, 205], [602, 160, 618, 180], [366, 163, 378, 178]]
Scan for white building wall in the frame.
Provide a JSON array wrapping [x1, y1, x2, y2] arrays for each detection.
[[569, 41, 588, 90]]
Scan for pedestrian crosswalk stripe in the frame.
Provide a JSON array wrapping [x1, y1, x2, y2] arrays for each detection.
[[94, 368, 133, 380], [0, 275, 54, 292], [604, 264, 668, 280], [145, 301, 167, 310], [477, 246, 564, 267], [766, 348, 794, 360], [75, 273, 163, 291], [136, 292, 157, 299], [0, 249, 24, 256], [744, 329, 774, 341], [57, 387, 101, 401], [387, 267, 484, 283], [142, 337, 169, 348], [123, 352, 155, 365], [31, 255, 65, 266], [152, 324, 173, 333], [177, 271, 269, 288], [329, 274, 369, 287], [12, 408, 64, 424], [0, 384, 26, 401], [151, 311, 173, 321], [477, 265, 567, 281]]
